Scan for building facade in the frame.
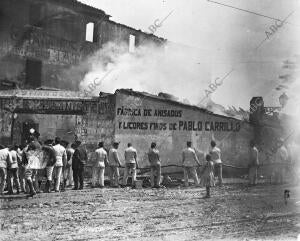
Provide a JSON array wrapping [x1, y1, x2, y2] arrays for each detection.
[[0, 88, 254, 175], [0, 0, 165, 90]]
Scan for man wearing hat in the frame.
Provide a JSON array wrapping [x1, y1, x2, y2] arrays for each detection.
[[182, 141, 201, 187], [92, 141, 108, 188], [108, 142, 122, 187], [72, 141, 87, 190]]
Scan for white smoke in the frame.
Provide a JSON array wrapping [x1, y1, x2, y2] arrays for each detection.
[[79, 41, 212, 105]]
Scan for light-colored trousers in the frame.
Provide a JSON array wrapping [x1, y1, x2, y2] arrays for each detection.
[[151, 164, 161, 187], [183, 166, 199, 187], [214, 163, 223, 186], [109, 166, 120, 187], [47, 166, 63, 191], [46, 166, 54, 181], [0, 167, 7, 194], [64, 166, 73, 186], [123, 163, 137, 186], [92, 167, 105, 187]]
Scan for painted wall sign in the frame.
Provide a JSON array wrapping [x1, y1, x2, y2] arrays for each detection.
[[118, 120, 240, 132], [0, 97, 115, 115], [0, 39, 80, 65], [116, 106, 240, 132], [114, 92, 253, 169]]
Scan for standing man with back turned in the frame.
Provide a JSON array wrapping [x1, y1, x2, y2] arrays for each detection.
[[108, 142, 122, 188], [92, 141, 107, 188], [0, 145, 12, 195], [123, 143, 138, 187], [53, 137, 67, 192], [210, 140, 223, 186], [148, 142, 162, 188], [182, 141, 201, 187], [72, 141, 87, 190]]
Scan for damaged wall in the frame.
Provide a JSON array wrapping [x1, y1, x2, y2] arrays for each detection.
[[114, 90, 254, 175], [0, 90, 116, 153], [0, 0, 165, 91]]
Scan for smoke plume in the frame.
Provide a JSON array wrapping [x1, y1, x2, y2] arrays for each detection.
[[79, 41, 212, 105]]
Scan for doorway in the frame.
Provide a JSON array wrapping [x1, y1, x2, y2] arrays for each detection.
[[25, 59, 42, 88], [21, 120, 39, 145]]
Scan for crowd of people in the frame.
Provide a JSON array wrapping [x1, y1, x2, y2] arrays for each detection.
[[0, 128, 292, 199]]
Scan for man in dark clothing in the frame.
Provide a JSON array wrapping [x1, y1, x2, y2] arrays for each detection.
[[72, 141, 87, 190]]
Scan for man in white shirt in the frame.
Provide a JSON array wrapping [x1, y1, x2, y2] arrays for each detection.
[[92, 142, 108, 188], [182, 141, 201, 187], [7, 145, 21, 194], [108, 142, 122, 187], [210, 140, 223, 186], [52, 137, 67, 192], [122, 143, 138, 187], [0, 145, 12, 195], [64, 143, 75, 187]]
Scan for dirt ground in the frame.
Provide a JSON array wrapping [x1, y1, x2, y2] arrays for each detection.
[[1, 182, 300, 241]]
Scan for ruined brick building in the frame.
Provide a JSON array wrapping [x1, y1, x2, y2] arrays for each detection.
[[0, 0, 165, 90]]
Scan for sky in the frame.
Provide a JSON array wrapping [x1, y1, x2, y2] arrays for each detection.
[[78, 0, 300, 113]]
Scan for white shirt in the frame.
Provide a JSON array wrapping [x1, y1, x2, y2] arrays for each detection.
[[10, 150, 19, 169], [124, 146, 137, 164], [53, 144, 67, 167], [182, 147, 199, 167], [108, 148, 120, 167], [0, 148, 12, 168], [95, 147, 107, 168], [210, 146, 222, 164]]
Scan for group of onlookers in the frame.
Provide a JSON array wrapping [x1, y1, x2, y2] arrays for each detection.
[[181, 140, 222, 198], [89, 140, 222, 198], [91, 141, 162, 189], [0, 130, 88, 196], [248, 138, 291, 186], [0, 130, 292, 198]]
